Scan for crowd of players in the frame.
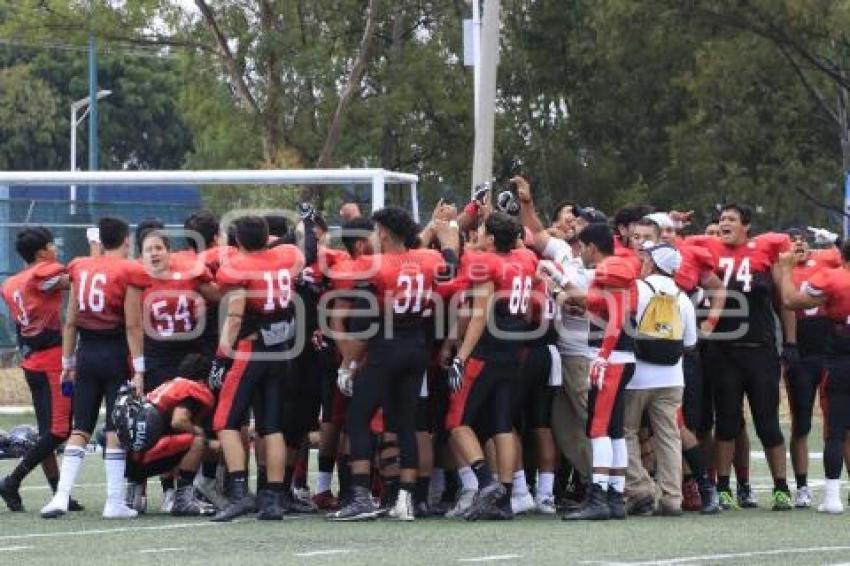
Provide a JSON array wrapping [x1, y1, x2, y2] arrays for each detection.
[[1, 176, 850, 523]]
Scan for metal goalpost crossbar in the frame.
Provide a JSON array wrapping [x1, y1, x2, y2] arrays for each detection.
[[0, 168, 421, 221]]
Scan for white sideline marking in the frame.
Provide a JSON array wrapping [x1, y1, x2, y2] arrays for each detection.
[[459, 555, 521, 563], [138, 547, 186, 554], [582, 545, 850, 565], [0, 546, 34, 552], [293, 549, 351, 557], [0, 520, 227, 541]]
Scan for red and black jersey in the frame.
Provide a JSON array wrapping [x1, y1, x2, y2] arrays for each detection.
[[806, 266, 850, 356], [67, 256, 148, 333], [146, 377, 215, 421], [1, 260, 65, 369], [792, 250, 841, 357], [304, 247, 350, 288], [458, 248, 539, 354], [674, 240, 717, 294], [140, 256, 214, 356], [330, 249, 447, 340], [687, 233, 790, 345], [586, 255, 638, 358], [217, 245, 305, 316]]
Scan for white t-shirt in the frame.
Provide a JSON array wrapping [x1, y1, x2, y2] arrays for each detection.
[[543, 238, 590, 358], [627, 274, 697, 390]]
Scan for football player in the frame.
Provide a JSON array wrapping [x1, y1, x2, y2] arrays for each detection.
[[0, 228, 82, 513], [41, 217, 148, 519]]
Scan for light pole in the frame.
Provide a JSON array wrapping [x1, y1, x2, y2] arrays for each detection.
[[70, 89, 111, 214]]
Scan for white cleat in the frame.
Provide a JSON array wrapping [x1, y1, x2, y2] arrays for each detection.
[[103, 501, 139, 519], [535, 494, 557, 515], [388, 489, 414, 521], [160, 489, 175, 513], [795, 486, 813, 508], [40, 497, 69, 519], [511, 491, 535, 515], [445, 489, 476, 518], [817, 499, 844, 514]]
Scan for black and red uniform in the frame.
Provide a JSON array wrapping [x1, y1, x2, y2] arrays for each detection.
[[332, 249, 447, 470], [140, 256, 214, 392], [446, 248, 538, 438], [786, 249, 842, 441], [1, 260, 71, 451], [688, 233, 790, 448], [804, 265, 850, 479], [126, 378, 215, 481], [584, 256, 637, 440], [67, 255, 147, 433], [213, 245, 304, 436]]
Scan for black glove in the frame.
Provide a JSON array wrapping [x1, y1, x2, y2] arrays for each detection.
[[781, 343, 800, 366], [296, 202, 316, 221], [447, 357, 465, 394], [208, 355, 233, 391], [472, 183, 491, 205], [496, 190, 520, 216]]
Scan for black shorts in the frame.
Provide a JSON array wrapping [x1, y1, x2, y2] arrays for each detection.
[[681, 348, 703, 433], [212, 339, 287, 436], [784, 356, 825, 438], [515, 345, 554, 431], [821, 357, 850, 443], [144, 340, 205, 393], [74, 334, 130, 433], [446, 352, 519, 438], [708, 343, 783, 448]]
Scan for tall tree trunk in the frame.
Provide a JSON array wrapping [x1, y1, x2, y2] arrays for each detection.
[[260, 0, 285, 164]]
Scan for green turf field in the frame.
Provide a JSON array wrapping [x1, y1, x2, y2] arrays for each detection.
[[1, 414, 849, 565]]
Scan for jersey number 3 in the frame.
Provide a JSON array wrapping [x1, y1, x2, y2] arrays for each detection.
[[719, 257, 752, 293]]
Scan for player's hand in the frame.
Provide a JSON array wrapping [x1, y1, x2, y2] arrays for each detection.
[[510, 176, 532, 204], [777, 251, 796, 269], [337, 362, 356, 397], [208, 355, 233, 391], [699, 319, 716, 337], [131, 372, 144, 394], [589, 357, 608, 389], [807, 226, 839, 245], [447, 357, 465, 393], [781, 343, 800, 366]]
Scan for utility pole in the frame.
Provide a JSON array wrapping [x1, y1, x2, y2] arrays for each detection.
[[88, 33, 99, 205], [470, 0, 500, 194]]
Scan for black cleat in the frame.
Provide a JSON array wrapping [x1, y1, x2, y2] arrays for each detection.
[[283, 492, 317, 514], [626, 493, 656, 516], [414, 501, 431, 519], [699, 483, 721, 515], [256, 490, 286, 521], [68, 498, 85, 512], [211, 480, 255, 523], [737, 483, 758, 508], [466, 483, 506, 521], [0, 477, 23, 512], [562, 484, 610, 521], [607, 487, 626, 520], [326, 486, 379, 521], [172, 485, 215, 517]]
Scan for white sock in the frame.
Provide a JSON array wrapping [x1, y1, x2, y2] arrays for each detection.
[[458, 466, 478, 490], [105, 448, 127, 505], [609, 475, 625, 493], [316, 471, 332, 494], [591, 436, 614, 469], [537, 472, 555, 498], [513, 470, 529, 496], [824, 479, 841, 503], [611, 437, 627, 470], [592, 473, 609, 490], [53, 445, 85, 506]]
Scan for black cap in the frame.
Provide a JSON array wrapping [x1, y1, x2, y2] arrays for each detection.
[[577, 206, 607, 224]]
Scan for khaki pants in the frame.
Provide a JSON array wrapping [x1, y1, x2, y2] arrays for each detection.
[[551, 355, 591, 479], [624, 386, 683, 510]]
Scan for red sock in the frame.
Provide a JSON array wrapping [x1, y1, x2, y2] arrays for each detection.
[[293, 454, 308, 488]]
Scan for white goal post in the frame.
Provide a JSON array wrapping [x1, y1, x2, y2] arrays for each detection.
[[0, 168, 421, 221]]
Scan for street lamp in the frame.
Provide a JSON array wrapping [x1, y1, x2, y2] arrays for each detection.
[[70, 89, 111, 213]]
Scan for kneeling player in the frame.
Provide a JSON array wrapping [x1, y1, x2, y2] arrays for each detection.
[[117, 354, 218, 516]]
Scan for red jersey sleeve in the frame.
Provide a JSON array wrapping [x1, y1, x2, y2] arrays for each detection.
[[124, 260, 151, 288], [805, 268, 832, 297], [32, 261, 66, 291], [757, 232, 791, 259]]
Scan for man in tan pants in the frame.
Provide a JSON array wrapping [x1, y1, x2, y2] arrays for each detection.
[[624, 239, 697, 516], [552, 355, 591, 481]]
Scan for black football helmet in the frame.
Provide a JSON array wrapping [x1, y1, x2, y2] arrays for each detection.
[[7, 424, 38, 457], [112, 385, 165, 453]]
